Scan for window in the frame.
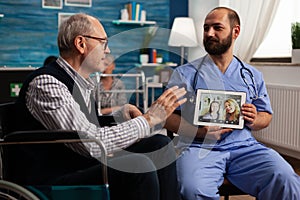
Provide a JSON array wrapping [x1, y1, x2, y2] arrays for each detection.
[[253, 0, 300, 58]]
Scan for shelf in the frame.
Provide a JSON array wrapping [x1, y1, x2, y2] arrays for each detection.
[[112, 20, 156, 26], [136, 63, 178, 68], [147, 82, 163, 88], [0, 66, 37, 71]]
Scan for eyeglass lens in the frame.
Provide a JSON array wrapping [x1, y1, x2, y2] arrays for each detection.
[[83, 35, 108, 50]]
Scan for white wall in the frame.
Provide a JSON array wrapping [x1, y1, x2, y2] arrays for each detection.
[[254, 65, 300, 86], [188, 0, 218, 61], [188, 0, 300, 87]]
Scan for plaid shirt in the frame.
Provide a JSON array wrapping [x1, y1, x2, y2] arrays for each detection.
[[26, 56, 151, 157], [95, 77, 128, 109]]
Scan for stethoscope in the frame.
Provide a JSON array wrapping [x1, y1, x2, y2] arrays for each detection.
[[235, 55, 262, 100], [188, 55, 262, 104]]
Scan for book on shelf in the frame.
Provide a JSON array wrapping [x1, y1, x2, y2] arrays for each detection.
[[131, 1, 136, 20], [124, 1, 144, 21], [125, 3, 132, 20], [135, 3, 140, 21]]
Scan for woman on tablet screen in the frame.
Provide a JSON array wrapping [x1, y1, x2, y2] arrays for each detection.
[[224, 98, 240, 124], [201, 100, 220, 121]]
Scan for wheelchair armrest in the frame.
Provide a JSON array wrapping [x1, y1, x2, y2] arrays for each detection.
[[98, 115, 118, 127], [1, 129, 108, 185], [3, 130, 81, 142]]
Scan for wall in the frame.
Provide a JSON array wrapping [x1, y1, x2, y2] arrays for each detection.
[[254, 64, 300, 86], [188, 1, 300, 87], [0, 0, 170, 73], [188, 0, 218, 61], [169, 0, 188, 64]]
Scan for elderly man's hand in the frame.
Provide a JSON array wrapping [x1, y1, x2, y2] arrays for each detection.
[[144, 86, 187, 128], [121, 104, 143, 121]]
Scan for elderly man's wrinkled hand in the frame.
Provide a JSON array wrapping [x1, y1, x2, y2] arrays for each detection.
[[144, 86, 187, 127], [122, 104, 143, 120]]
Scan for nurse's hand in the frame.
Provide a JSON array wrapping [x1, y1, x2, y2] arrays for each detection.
[[241, 103, 257, 125], [242, 103, 272, 131], [198, 126, 232, 140]]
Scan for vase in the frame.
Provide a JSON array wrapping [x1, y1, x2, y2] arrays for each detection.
[[156, 57, 163, 63], [140, 54, 149, 64]]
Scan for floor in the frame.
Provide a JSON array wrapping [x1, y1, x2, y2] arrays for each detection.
[[219, 154, 300, 200], [220, 195, 255, 200]]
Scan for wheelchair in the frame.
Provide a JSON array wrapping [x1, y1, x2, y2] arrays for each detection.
[[0, 102, 110, 200]]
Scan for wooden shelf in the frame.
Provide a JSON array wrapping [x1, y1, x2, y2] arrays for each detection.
[[0, 67, 37, 71], [112, 20, 156, 26], [136, 63, 178, 68]]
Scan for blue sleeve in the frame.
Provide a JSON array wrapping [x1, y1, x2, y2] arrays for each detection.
[[166, 69, 184, 89], [252, 71, 273, 114], [166, 69, 185, 111], [166, 68, 197, 124]]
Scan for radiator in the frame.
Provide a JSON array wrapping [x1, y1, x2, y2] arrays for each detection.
[[253, 84, 300, 159]]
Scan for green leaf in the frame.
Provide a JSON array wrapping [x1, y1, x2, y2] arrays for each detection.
[[292, 22, 300, 49]]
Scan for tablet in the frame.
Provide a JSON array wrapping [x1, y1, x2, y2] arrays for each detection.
[[193, 89, 246, 129]]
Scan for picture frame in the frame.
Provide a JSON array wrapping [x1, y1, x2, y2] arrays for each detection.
[[42, 0, 63, 9], [193, 89, 246, 129], [58, 12, 74, 28], [65, 0, 92, 7]]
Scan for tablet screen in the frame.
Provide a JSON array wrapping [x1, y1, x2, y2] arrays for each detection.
[[193, 89, 246, 129]]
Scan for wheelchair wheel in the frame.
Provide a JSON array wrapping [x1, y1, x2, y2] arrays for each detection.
[[0, 180, 40, 200]]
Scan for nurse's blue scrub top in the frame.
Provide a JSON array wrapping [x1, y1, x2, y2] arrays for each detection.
[[166, 55, 273, 150]]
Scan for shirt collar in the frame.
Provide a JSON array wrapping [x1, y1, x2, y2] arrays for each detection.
[[57, 56, 95, 91]]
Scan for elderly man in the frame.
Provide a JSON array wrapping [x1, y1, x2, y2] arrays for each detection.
[[8, 13, 186, 200]]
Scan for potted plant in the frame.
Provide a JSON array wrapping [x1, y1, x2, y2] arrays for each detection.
[[156, 54, 163, 63], [291, 22, 300, 63]]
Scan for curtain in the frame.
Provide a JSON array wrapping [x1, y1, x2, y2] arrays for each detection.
[[222, 0, 281, 62]]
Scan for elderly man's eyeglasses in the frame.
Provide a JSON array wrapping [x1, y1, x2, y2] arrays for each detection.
[[83, 35, 108, 50]]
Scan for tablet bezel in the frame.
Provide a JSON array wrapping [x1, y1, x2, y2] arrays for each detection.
[[193, 89, 246, 129]]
